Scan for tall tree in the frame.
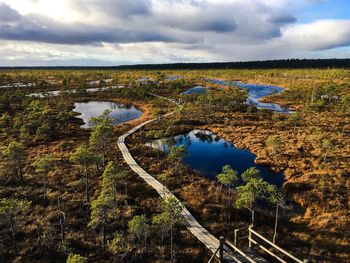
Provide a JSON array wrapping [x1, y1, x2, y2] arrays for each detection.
[[266, 184, 286, 244], [33, 154, 54, 200], [128, 215, 150, 250], [101, 161, 127, 202], [23, 100, 54, 141], [89, 123, 113, 167], [161, 196, 183, 262], [89, 191, 119, 251], [107, 232, 129, 261], [167, 145, 187, 176], [0, 197, 31, 240], [152, 212, 172, 244], [241, 167, 260, 183], [70, 145, 98, 202], [2, 141, 26, 182], [235, 178, 270, 226], [217, 165, 239, 221]]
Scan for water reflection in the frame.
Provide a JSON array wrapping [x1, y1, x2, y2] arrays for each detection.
[[27, 85, 125, 98], [205, 79, 290, 113], [73, 101, 143, 129], [149, 130, 284, 187]]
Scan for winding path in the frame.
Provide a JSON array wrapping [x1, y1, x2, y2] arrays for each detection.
[[117, 97, 268, 262]]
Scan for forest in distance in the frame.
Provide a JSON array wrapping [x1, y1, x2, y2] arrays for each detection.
[[2, 58, 350, 71], [0, 68, 349, 263]]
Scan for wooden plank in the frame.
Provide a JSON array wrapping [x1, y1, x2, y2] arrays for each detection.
[[208, 245, 220, 263], [249, 228, 303, 263], [226, 241, 257, 263], [249, 238, 287, 263]]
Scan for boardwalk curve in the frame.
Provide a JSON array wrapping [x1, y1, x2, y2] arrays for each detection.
[[117, 98, 268, 262]]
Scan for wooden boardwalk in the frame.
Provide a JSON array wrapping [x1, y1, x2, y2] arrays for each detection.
[[117, 97, 268, 262], [118, 120, 268, 262]]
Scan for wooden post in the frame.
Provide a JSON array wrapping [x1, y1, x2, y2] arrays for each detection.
[[234, 229, 238, 247], [219, 236, 225, 263], [248, 225, 252, 249], [273, 205, 279, 244]]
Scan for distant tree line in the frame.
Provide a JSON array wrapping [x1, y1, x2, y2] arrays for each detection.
[[1, 58, 350, 71]]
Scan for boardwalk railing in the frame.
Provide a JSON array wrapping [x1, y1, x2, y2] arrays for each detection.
[[207, 225, 306, 263], [247, 226, 305, 263], [234, 226, 250, 247], [208, 236, 257, 263]]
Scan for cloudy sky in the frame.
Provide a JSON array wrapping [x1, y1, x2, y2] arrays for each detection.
[[0, 0, 349, 66]]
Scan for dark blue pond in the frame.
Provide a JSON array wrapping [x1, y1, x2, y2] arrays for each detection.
[[181, 86, 207, 95], [205, 78, 290, 113], [153, 130, 284, 187]]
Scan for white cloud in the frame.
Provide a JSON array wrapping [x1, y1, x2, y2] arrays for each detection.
[[282, 19, 350, 50], [0, 0, 349, 65]]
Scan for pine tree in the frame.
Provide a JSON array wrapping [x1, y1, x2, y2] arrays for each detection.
[[89, 191, 119, 250], [161, 196, 183, 261], [0, 197, 31, 240], [235, 178, 271, 226], [2, 141, 26, 182], [266, 184, 286, 244], [128, 215, 150, 250], [152, 212, 172, 243], [217, 165, 239, 221], [89, 123, 113, 167], [102, 161, 127, 202], [33, 154, 54, 200], [168, 145, 187, 176], [70, 145, 98, 202], [241, 167, 260, 183]]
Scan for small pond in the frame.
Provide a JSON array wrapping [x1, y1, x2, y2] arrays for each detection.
[[73, 101, 143, 129], [28, 90, 61, 98], [0, 83, 36, 89], [166, 76, 183, 81], [181, 86, 207, 95], [149, 130, 284, 187], [205, 79, 290, 113], [27, 85, 125, 98]]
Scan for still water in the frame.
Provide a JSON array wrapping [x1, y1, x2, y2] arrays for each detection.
[[181, 86, 208, 95], [27, 85, 124, 98], [151, 130, 284, 187], [205, 79, 290, 113], [73, 101, 143, 129]]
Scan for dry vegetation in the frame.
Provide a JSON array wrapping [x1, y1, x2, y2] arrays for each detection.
[[0, 69, 349, 262]]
